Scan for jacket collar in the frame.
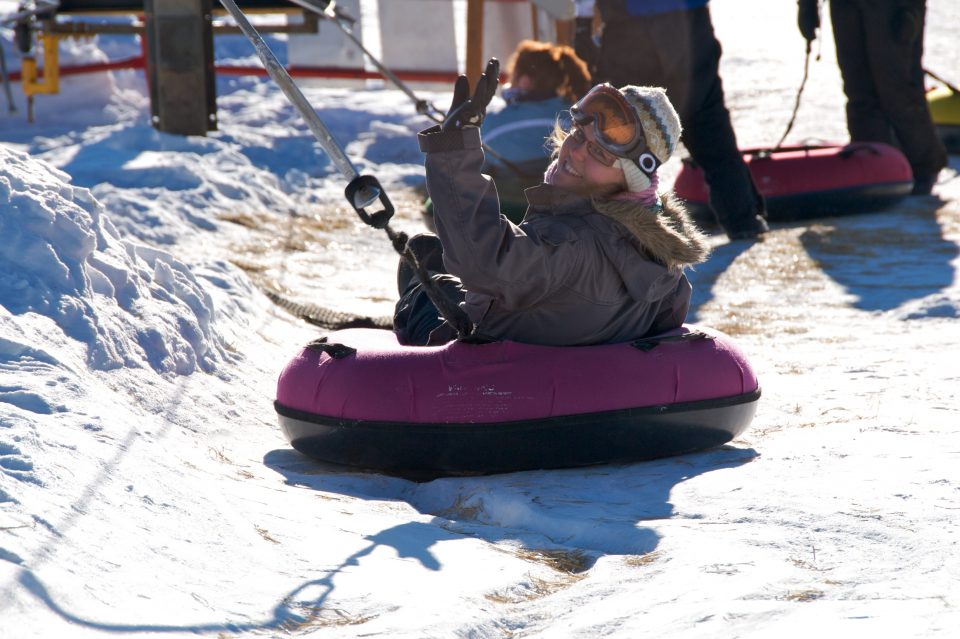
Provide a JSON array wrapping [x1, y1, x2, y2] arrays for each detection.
[[523, 185, 710, 270], [524, 184, 593, 215], [593, 195, 711, 270]]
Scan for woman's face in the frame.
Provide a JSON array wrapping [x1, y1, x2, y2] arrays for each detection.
[[551, 124, 627, 197]]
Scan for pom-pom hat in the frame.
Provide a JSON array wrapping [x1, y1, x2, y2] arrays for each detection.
[[571, 83, 682, 192]]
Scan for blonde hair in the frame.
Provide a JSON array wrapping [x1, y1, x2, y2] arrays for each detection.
[[547, 118, 570, 160]]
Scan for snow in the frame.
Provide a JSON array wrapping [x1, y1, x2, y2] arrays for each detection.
[[2, 1, 960, 637]]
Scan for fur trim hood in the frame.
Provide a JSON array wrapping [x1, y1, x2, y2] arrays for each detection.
[[592, 194, 711, 270]]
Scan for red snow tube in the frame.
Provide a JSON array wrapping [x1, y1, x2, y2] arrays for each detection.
[[673, 142, 914, 224], [274, 325, 760, 478]]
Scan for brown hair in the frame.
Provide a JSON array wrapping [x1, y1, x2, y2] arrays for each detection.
[[506, 40, 592, 103]]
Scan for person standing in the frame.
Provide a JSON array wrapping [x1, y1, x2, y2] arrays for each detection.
[[798, 0, 947, 195], [574, 0, 769, 240]]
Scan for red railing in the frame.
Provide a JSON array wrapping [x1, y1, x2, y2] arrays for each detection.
[[6, 54, 460, 84]]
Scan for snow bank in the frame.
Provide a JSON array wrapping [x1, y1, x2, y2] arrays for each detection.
[[0, 146, 232, 375]]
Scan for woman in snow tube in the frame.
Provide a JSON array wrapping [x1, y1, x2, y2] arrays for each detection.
[[276, 67, 760, 476], [398, 62, 709, 347]]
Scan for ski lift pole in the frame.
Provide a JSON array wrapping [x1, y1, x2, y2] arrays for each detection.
[[217, 0, 393, 228], [0, 47, 15, 113], [288, 0, 443, 122]]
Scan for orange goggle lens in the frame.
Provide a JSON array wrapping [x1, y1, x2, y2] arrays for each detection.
[[571, 84, 663, 176], [574, 93, 636, 145], [571, 85, 646, 152]]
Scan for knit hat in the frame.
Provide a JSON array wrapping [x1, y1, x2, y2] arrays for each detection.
[[615, 85, 682, 193]]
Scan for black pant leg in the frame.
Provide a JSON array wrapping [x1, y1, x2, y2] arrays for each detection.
[[831, 0, 897, 144], [856, 0, 946, 178], [662, 7, 766, 233], [596, 7, 765, 235], [393, 274, 465, 346]]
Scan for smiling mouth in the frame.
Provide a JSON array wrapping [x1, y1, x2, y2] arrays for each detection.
[[562, 159, 583, 178]]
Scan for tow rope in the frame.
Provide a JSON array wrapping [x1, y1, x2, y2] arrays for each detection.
[[925, 67, 960, 94], [774, 38, 817, 150], [263, 289, 391, 330], [218, 0, 473, 339]]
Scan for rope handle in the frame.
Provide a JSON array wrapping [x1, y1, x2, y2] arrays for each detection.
[[838, 143, 881, 159], [631, 330, 713, 352], [306, 337, 357, 359], [345, 175, 395, 229]]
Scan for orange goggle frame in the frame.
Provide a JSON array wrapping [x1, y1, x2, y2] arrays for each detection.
[[570, 84, 661, 175]]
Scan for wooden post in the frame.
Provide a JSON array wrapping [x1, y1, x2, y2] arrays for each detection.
[[531, 4, 539, 40], [465, 0, 484, 87], [555, 19, 574, 46]]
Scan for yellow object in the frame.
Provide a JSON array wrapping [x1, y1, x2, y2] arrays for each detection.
[[21, 33, 60, 98], [927, 85, 960, 126]]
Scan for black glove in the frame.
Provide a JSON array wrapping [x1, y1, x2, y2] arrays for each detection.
[[798, 0, 820, 42], [441, 58, 500, 131], [573, 17, 599, 73]]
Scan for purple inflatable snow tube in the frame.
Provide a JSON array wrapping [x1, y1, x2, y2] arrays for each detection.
[[274, 325, 760, 476]]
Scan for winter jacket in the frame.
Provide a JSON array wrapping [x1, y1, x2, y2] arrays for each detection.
[[417, 124, 709, 347]]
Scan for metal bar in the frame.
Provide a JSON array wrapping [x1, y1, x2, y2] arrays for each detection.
[[217, 0, 370, 200], [217, 64, 459, 83], [42, 15, 317, 36], [287, 0, 443, 120], [0, 46, 16, 112], [294, 0, 419, 104], [0, 0, 60, 26], [217, 0, 356, 180], [925, 68, 960, 95]]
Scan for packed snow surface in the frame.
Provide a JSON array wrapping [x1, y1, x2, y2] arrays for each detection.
[[1, 1, 959, 637]]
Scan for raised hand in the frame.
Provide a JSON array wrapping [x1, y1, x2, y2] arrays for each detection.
[[441, 58, 500, 131]]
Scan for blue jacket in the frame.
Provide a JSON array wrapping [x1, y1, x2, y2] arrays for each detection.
[[480, 96, 571, 170], [600, 0, 709, 17]]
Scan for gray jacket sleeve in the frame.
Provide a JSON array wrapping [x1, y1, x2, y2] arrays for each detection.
[[418, 126, 580, 310]]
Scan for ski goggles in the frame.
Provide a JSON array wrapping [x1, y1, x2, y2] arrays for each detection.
[[570, 84, 661, 175]]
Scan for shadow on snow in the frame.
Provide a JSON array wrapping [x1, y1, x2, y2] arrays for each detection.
[[14, 445, 756, 635], [799, 196, 958, 314]]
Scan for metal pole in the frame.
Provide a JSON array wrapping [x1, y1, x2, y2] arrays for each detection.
[[0, 47, 16, 112], [289, 0, 441, 119], [217, 0, 379, 208]]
